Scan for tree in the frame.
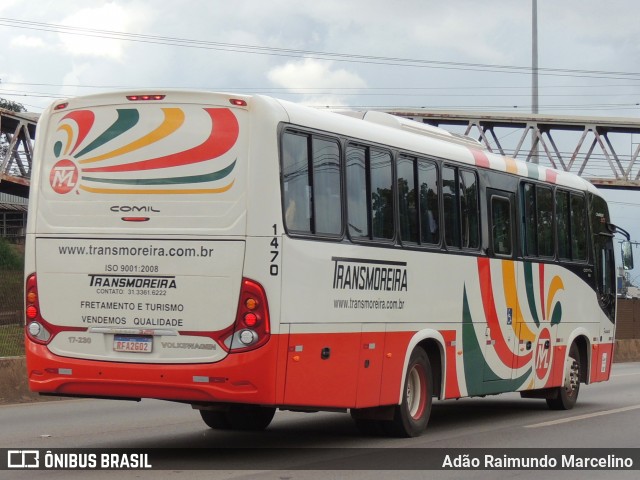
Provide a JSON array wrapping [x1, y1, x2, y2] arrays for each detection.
[[0, 97, 26, 113]]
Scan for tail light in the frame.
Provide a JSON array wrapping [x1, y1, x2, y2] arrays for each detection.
[[25, 274, 85, 345], [25, 274, 51, 344], [219, 278, 270, 353]]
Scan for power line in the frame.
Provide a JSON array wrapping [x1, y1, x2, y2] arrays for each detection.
[[4, 17, 640, 81]]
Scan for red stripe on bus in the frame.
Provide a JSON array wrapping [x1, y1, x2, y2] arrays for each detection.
[[478, 258, 533, 369]]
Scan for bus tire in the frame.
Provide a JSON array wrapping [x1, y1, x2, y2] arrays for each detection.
[[384, 347, 433, 437], [200, 405, 276, 431], [546, 343, 580, 410], [199, 410, 231, 429]]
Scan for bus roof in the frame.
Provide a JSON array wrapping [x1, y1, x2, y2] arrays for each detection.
[[40, 90, 599, 196], [272, 96, 599, 195]]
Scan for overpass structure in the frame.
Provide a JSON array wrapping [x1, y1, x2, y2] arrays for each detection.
[[0, 108, 38, 198], [383, 109, 640, 189]]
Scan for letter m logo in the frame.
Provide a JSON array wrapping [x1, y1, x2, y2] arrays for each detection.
[[50, 160, 79, 194], [535, 327, 552, 380]]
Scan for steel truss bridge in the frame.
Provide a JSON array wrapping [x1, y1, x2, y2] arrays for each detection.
[[0, 108, 37, 198], [384, 109, 640, 189], [2, 108, 640, 198]]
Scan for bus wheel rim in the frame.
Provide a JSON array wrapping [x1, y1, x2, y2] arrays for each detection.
[[407, 364, 427, 420]]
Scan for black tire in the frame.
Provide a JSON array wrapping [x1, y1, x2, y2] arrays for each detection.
[[546, 343, 580, 410], [383, 347, 433, 437], [200, 410, 232, 429], [200, 405, 276, 431]]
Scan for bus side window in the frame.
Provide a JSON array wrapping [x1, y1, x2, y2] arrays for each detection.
[[443, 166, 460, 248], [397, 155, 418, 243], [370, 149, 393, 240], [346, 145, 368, 239], [282, 132, 311, 233], [460, 170, 479, 249], [556, 190, 571, 260], [570, 193, 588, 261], [491, 195, 512, 256], [443, 165, 478, 250], [418, 159, 439, 245], [312, 137, 342, 236], [536, 186, 554, 257]]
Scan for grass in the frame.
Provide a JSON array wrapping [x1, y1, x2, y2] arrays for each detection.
[[0, 324, 24, 357], [0, 269, 24, 357]]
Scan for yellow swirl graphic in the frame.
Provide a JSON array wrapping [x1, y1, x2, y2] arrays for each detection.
[[502, 260, 537, 342], [57, 124, 74, 155], [546, 275, 564, 320], [79, 108, 185, 165]]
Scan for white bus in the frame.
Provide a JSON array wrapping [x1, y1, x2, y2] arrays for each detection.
[[25, 91, 630, 437]]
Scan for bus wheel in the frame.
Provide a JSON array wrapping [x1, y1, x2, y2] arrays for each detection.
[[384, 347, 432, 437], [200, 405, 276, 431], [546, 343, 580, 410], [199, 410, 231, 429]]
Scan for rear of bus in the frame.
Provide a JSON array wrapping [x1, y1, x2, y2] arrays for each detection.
[[24, 91, 283, 409]]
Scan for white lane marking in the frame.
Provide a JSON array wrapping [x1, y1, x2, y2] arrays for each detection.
[[612, 372, 640, 377], [525, 404, 640, 428]]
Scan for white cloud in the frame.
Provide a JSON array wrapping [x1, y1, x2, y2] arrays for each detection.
[[10, 34, 46, 48], [0, 0, 19, 13], [268, 58, 367, 105], [59, 2, 150, 60], [269, 58, 367, 90]]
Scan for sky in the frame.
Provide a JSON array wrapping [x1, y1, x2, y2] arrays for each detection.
[[1, 0, 639, 280]]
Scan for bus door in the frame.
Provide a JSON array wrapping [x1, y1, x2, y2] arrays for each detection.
[[591, 195, 617, 381], [484, 189, 519, 386]]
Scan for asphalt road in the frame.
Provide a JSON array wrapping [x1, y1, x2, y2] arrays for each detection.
[[1, 362, 639, 480]]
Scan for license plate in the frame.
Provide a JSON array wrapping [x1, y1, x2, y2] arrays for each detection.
[[113, 335, 153, 353]]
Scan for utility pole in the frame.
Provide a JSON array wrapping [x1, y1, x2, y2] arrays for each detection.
[[532, 0, 539, 115], [531, 0, 539, 163]]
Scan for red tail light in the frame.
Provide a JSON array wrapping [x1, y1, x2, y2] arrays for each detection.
[[25, 274, 85, 345], [220, 278, 270, 353], [25, 274, 50, 344]]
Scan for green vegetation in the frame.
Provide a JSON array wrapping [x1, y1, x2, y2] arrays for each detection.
[[0, 239, 24, 270], [0, 239, 24, 356], [0, 324, 24, 357]]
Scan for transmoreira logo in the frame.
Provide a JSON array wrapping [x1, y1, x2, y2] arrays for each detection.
[[49, 159, 79, 194]]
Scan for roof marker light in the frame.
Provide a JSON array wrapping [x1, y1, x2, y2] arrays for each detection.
[[54, 102, 68, 110], [230, 99, 247, 107], [126, 95, 165, 101]]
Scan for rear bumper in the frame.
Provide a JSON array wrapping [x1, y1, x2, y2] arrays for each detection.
[[26, 336, 281, 405]]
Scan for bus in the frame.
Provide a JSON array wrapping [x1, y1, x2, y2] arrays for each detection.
[[24, 91, 631, 437]]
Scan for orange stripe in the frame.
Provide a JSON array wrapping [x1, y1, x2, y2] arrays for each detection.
[[501, 260, 536, 343], [504, 157, 518, 174], [78, 180, 234, 195]]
